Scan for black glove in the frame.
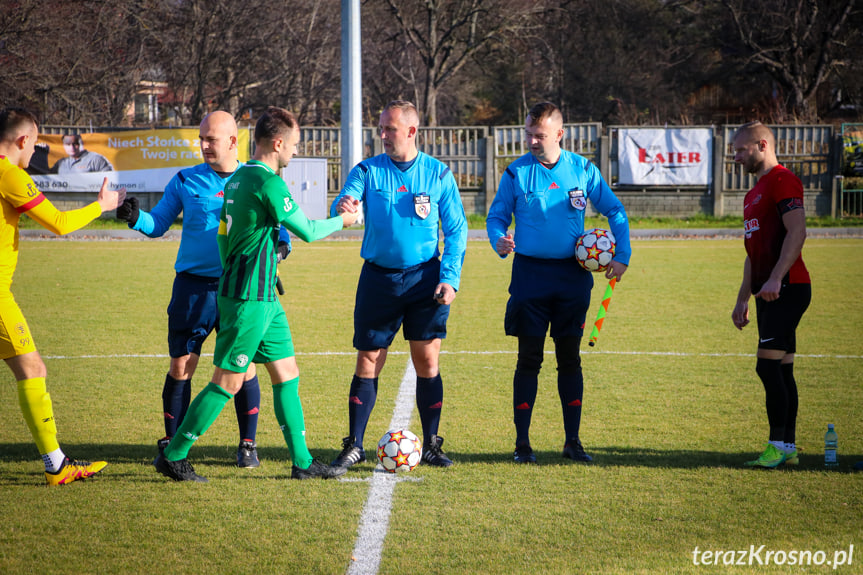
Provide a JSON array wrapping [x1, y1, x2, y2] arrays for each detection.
[[117, 196, 139, 225], [277, 240, 291, 262]]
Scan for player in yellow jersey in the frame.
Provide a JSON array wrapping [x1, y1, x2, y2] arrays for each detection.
[[0, 108, 125, 485]]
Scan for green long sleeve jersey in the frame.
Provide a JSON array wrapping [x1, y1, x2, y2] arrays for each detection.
[[217, 160, 344, 301]]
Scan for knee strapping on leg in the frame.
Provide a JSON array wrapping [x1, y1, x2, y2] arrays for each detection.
[[516, 336, 544, 375], [554, 336, 582, 375]]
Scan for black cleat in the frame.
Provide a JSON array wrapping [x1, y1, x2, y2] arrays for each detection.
[[291, 458, 347, 480], [421, 435, 453, 467], [152, 437, 171, 466], [514, 443, 537, 464], [331, 436, 366, 469], [154, 454, 208, 482], [562, 439, 593, 462], [237, 440, 260, 468]]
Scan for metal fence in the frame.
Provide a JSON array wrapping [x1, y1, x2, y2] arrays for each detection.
[[418, 126, 487, 192], [721, 125, 834, 194], [295, 126, 377, 194], [39, 122, 850, 218], [493, 123, 601, 184]]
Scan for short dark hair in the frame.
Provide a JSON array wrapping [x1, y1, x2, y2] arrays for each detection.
[[734, 120, 775, 148], [62, 134, 84, 145], [526, 102, 562, 126], [254, 106, 297, 143], [384, 100, 420, 124], [0, 108, 38, 142]]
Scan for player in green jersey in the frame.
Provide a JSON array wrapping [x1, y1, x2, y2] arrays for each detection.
[[154, 107, 358, 482]]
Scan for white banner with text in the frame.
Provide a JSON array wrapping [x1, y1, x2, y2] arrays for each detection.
[[618, 128, 712, 186]]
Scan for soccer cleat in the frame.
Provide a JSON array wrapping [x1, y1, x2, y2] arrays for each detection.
[[291, 459, 347, 480], [331, 436, 366, 469], [745, 443, 786, 469], [562, 439, 593, 462], [152, 437, 171, 466], [783, 449, 799, 466], [237, 440, 260, 468], [154, 454, 208, 482], [514, 443, 537, 464], [45, 457, 107, 486], [421, 435, 453, 467]]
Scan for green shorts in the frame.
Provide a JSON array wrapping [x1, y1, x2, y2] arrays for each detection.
[[214, 296, 294, 372]]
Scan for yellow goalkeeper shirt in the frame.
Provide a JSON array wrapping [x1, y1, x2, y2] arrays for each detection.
[[0, 155, 101, 293]]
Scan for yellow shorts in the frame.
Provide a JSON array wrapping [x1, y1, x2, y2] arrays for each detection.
[[0, 293, 36, 359]]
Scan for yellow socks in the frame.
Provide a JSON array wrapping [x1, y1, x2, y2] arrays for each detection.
[[17, 378, 63, 469]]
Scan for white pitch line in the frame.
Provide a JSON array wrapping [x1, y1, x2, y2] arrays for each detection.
[[346, 359, 417, 575], [43, 350, 863, 360]]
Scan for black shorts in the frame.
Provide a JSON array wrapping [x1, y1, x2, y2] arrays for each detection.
[[167, 272, 220, 358], [755, 283, 811, 353], [504, 254, 593, 339], [353, 258, 449, 350]]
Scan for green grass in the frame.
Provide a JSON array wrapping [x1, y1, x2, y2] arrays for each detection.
[[21, 212, 863, 231], [1, 238, 861, 574]]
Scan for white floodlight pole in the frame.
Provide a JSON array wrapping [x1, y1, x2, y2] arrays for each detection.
[[341, 0, 363, 189]]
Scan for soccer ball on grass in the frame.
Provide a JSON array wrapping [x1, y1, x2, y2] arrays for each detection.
[[377, 429, 422, 473], [575, 228, 616, 272]]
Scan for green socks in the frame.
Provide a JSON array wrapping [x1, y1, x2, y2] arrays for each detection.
[[164, 382, 232, 461], [273, 377, 313, 469], [162, 378, 314, 469]]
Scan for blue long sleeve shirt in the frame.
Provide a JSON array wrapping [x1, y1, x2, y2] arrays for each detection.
[[486, 150, 631, 265], [330, 152, 468, 290], [130, 162, 291, 278], [131, 163, 230, 277]]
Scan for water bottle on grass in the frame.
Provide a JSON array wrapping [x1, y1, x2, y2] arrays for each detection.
[[824, 424, 838, 469]]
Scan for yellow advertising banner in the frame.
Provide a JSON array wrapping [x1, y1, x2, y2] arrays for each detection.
[[843, 124, 863, 177], [28, 128, 251, 192]]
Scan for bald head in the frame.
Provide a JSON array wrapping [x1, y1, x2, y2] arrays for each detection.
[[732, 121, 778, 177], [734, 121, 775, 150], [199, 111, 238, 172], [201, 111, 238, 138]]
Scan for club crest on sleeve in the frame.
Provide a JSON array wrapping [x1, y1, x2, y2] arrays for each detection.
[[568, 188, 586, 210], [283, 198, 293, 212], [414, 193, 430, 219]]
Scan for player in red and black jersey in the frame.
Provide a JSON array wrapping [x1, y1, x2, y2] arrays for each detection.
[[731, 121, 811, 469]]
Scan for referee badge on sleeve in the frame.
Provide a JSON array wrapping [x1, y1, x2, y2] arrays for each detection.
[[414, 193, 431, 219], [568, 188, 586, 210]]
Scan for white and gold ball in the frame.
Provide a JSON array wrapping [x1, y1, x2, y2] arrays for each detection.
[[377, 429, 422, 473], [575, 228, 616, 272]]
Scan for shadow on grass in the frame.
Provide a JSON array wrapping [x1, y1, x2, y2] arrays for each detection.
[[0, 442, 349, 485], [451, 445, 863, 472], [2, 443, 861, 483]]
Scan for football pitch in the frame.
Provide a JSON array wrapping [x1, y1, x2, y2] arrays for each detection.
[[0, 237, 861, 574]]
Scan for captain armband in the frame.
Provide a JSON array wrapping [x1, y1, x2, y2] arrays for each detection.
[[778, 197, 804, 214]]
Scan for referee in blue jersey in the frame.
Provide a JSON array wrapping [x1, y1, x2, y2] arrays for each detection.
[[329, 101, 468, 469], [117, 111, 289, 468], [487, 102, 631, 464]]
